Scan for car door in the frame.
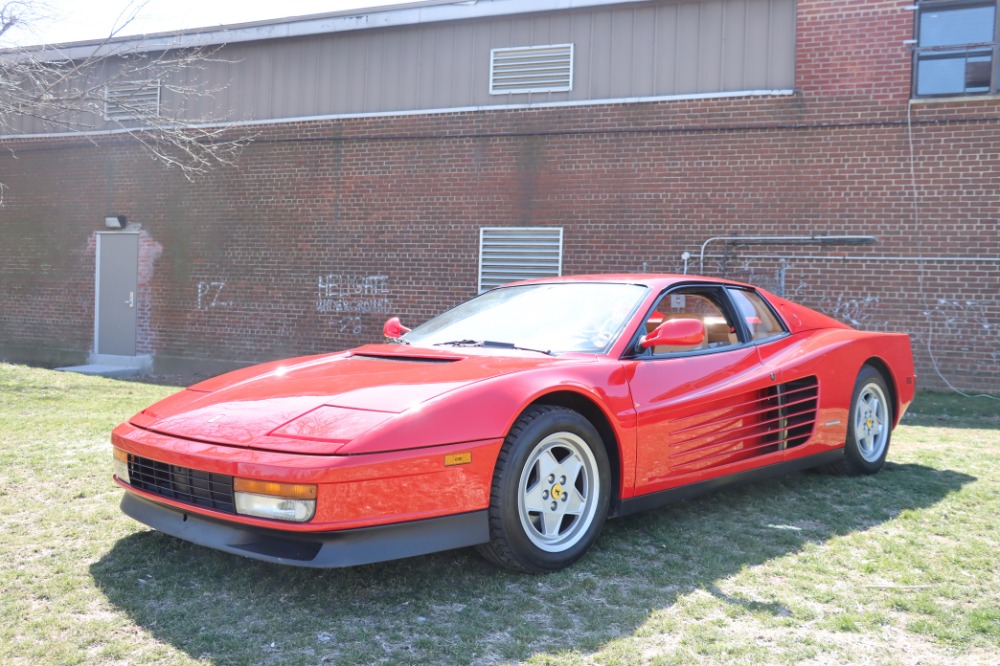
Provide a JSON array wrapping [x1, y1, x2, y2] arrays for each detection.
[[623, 285, 787, 497]]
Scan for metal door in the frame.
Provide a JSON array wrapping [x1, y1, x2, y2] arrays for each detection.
[[96, 232, 139, 356]]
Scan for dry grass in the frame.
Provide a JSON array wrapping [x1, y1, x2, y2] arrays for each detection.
[[0, 363, 997, 665]]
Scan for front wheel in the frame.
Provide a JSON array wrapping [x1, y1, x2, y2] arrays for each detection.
[[477, 405, 610, 573], [825, 365, 893, 475]]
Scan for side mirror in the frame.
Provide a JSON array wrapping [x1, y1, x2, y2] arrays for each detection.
[[383, 317, 411, 339], [639, 318, 704, 350]]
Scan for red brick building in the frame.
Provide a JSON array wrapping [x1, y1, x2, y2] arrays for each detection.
[[0, 0, 997, 392]]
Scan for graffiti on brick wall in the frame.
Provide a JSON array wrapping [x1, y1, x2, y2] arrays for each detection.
[[196, 281, 230, 309], [726, 260, 783, 296], [922, 299, 1000, 386], [697, 252, 999, 393], [700, 258, 786, 295], [815, 294, 884, 329], [922, 299, 995, 335], [783, 275, 887, 330], [317, 274, 391, 314], [338, 316, 365, 335]]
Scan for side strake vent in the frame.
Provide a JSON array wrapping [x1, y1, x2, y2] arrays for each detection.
[[667, 376, 819, 473], [490, 44, 574, 94], [764, 376, 820, 451]]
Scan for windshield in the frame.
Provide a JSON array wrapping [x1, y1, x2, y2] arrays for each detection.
[[403, 282, 648, 354]]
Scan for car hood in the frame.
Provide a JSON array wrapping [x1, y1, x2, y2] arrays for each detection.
[[132, 345, 568, 454]]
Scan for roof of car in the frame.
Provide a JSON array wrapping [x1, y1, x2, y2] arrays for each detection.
[[510, 274, 753, 290]]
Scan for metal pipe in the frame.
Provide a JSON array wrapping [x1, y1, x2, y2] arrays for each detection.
[[698, 235, 879, 273], [699, 254, 1000, 263]]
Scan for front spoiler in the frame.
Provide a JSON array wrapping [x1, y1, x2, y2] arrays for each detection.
[[121, 493, 489, 568]]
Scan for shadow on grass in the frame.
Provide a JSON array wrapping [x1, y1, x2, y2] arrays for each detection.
[[90, 462, 974, 665]]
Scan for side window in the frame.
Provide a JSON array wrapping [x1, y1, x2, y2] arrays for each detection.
[[729, 289, 785, 342], [643, 288, 739, 354]]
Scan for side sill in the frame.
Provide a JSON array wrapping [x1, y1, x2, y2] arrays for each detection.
[[120, 493, 489, 568], [616, 449, 844, 518]]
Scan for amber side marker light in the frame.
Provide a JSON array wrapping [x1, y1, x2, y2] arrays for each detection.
[[112, 447, 131, 485], [233, 478, 317, 523], [445, 452, 472, 466]]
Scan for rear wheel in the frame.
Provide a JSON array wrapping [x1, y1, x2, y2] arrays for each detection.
[[825, 365, 893, 475], [477, 405, 610, 573]]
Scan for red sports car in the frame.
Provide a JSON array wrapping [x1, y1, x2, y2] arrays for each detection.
[[112, 275, 915, 572]]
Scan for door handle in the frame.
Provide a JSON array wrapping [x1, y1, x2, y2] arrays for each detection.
[[125, 291, 135, 308]]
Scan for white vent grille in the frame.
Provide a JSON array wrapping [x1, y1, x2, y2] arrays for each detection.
[[478, 227, 564, 293], [104, 81, 161, 121], [490, 44, 574, 95]]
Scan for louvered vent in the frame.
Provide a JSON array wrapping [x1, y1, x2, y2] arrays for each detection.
[[490, 44, 574, 94], [764, 376, 820, 451], [666, 376, 820, 474], [104, 81, 161, 121], [478, 227, 563, 292]]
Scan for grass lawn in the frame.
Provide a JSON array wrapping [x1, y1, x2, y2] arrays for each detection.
[[0, 362, 997, 665]]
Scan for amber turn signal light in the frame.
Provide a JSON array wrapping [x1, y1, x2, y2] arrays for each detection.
[[233, 478, 317, 500]]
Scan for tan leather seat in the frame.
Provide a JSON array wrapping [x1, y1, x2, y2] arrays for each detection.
[[703, 316, 738, 346]]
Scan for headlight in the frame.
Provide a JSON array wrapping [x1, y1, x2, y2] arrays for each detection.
[[112, 447, 131, 484], [233, 478, 317, 523]]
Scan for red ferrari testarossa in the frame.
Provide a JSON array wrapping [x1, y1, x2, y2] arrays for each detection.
[[112, 275, 915, 572]]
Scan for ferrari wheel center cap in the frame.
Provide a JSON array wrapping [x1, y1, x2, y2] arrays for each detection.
[[551, 484, 563, 500]]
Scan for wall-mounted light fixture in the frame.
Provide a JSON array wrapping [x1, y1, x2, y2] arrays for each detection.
[[104, 215, 127, 229]]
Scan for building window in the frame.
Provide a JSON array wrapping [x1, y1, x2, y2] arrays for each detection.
[[478, 227, 563, 293], [913, 1, 999, 97], [490, 44, 574, 95], [104, 81, 161, 120]]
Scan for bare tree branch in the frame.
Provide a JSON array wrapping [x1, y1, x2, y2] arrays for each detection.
[[0, 0, 250, 185]]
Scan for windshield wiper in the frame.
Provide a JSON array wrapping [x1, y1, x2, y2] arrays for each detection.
[[433, 340, 554, 356], [433, 339, 484, 347]]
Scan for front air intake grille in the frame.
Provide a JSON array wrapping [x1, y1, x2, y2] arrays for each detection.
[[127, 454, 236, 514]]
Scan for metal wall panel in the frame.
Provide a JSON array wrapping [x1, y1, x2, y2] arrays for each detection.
[[6, 0, 796, 135]]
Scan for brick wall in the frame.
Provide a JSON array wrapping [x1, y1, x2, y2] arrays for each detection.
[[0, 0, 997, 392]]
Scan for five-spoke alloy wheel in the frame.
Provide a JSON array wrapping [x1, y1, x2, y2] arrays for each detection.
[[478, 405, 610, 572], [827, 365, 894, 475], [854, 379, 889, 464], [517, 431, 601, 552]]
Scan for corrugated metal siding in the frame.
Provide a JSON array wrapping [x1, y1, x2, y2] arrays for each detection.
[[6, 0, 796, 134]]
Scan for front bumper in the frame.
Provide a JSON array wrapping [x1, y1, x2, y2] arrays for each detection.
[[112, 422, 503, 532], [122, 492, 489, 568]]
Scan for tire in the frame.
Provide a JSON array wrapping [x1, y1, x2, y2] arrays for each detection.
[[476, 405, 611, 573], [824, 365, 893, 476]]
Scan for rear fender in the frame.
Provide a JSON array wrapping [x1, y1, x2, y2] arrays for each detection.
[[756, 329, 915, 431]]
